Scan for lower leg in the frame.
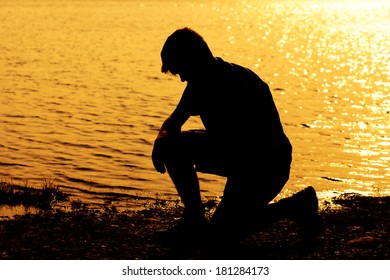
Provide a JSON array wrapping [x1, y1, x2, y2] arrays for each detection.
[[210, 187, 320, 241], [252, 187, 321, 238], [165, 160, 205, 222]]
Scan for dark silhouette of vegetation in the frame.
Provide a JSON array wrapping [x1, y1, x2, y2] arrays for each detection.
[[0, 179, 68, 210]]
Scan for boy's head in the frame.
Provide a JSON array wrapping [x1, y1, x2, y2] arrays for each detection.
[[161, 28, 214, 81]]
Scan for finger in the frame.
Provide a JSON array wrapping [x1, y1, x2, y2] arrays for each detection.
[[156, 164, 166, 174], [152, 157, 166, 174], [158, 165, 166, 174]]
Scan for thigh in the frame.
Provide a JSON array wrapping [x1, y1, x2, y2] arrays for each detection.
[[178, 130, 229, 177], [210, 164, 290, 227], [210, 137, 293, 229], [222, 139, 292, 207], [225, 165, 290, 205]]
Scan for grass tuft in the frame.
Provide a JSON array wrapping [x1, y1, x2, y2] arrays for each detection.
[[0, 178, 69, 210]]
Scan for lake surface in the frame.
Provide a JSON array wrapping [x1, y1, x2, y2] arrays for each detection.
[[1, 0, 389, 212]]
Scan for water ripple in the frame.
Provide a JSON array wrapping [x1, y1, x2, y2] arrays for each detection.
[[0, 0, 389, 212]]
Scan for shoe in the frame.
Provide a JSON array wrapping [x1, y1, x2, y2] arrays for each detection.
[[155, 217, 209, 246], [292, 186, 323, 240]]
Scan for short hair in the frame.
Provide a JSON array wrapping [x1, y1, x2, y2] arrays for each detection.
[[161, 28, 214, 74]]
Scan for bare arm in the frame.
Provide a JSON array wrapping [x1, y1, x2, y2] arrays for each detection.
[[156, 107, 190, 140]]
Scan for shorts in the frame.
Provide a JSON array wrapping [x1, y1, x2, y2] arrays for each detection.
[[167, 129, 293, 228], [168, 129, 292, 199]]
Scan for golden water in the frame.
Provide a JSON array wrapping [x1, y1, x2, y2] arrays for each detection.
[[1, 0, 389, 212]]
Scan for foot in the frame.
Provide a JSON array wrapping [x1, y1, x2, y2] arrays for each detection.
[[292, 186, 323, 240]]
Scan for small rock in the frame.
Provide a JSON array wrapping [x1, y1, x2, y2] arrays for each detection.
[[347, 236, 377, 246]]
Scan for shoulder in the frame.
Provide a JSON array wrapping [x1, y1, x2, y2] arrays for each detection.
[[215, 57, 265, 89], [217, 57, 261, 79]]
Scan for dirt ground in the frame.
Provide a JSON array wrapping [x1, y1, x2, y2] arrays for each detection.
[[0, 193, 388, 260]]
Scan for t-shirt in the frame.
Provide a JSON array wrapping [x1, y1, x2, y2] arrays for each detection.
[[176, 57, 290, 163]]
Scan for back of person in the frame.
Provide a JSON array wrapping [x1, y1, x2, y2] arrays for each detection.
[[184, 57, 290, 170]]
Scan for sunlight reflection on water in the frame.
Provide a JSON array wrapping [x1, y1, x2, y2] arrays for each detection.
[[0, 0, 389, 214]]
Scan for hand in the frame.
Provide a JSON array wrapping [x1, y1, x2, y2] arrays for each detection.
[[152, 138, 167, 174]]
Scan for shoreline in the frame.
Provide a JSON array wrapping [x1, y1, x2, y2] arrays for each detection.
[[0, 192, 388, 260], [1, 179, 387, 219]]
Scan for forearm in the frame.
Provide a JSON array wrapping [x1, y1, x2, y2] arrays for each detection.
[[156, 109, 189, 140], [156, 118, 177, 140]]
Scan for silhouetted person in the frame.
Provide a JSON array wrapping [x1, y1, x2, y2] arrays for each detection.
[[152, 28, 321, 245]]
